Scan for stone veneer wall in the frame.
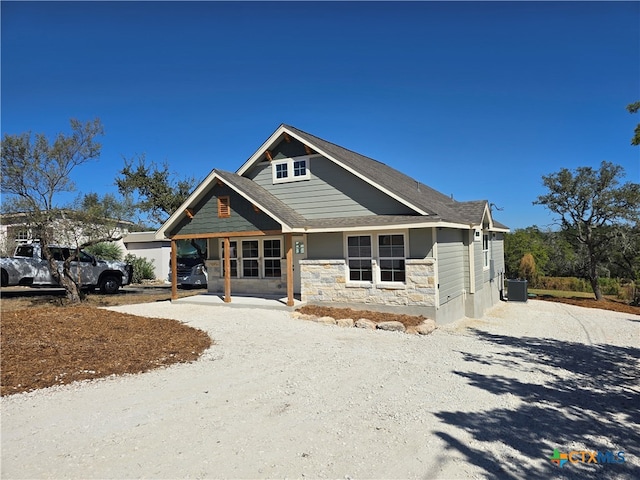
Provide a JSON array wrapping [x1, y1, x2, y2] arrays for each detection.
[[300, 259, 436, 307], [205, 260, 287, 296]]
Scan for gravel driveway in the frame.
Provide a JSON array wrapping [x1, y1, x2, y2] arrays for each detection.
[[2, 299, 639, 479]]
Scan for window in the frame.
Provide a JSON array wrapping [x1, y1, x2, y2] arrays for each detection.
[[347, 235, 372, 282], [222, 241, 238, 277], [272, 156, 312, 183], [346, 232, 407, 284], [218, 196, 230, 218], [263, 239, 281, 277], [221, 237, 284, 279], [275, 163, 288, 180], [293, 159, 307, 177], [378, 234, 406, 282], [483, 233, 490, 268], [242, 240, 259, 277]]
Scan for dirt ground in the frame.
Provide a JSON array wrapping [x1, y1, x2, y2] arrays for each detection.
[[534, 295, 640, 315]]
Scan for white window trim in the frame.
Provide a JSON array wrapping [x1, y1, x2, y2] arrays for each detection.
[[344, 230, 409, 286], [220, 239, 239, 278], [482, 232, 490, 270], [377, 232, 408, 286], [345, 234, 374, 285], [263, 238, 283, 278], [271, 155, 314, 184], [219, 236, 283, 279]]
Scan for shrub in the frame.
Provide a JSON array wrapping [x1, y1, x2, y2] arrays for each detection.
[[85, 242, 123, 261], [598, 277, 620, 296], [518, 253, 539, 286], [124, 254, 155, 283]]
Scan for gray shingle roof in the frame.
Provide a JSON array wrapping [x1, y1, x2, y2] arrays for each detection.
[[216, 124, 507, 230], [214, 169, 306, 227], [282, 125, 505, 227]]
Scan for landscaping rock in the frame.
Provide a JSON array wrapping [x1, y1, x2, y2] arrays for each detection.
[[376, 321, 406, 332], [315, 316, 337, 325], [415, 319, 437, 335], [291, 312, 315, 320], [355, 318, 376, 329], [336, 318, 354, 328]]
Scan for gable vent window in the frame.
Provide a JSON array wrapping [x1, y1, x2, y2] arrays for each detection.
[[272, 156, 312, 184], [218, 196, 230, 218]]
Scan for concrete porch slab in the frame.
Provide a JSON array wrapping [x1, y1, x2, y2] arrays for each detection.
[[172, 293, 304, 311]]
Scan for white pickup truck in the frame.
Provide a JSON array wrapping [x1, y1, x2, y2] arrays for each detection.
[[0, 243, 133, 294]]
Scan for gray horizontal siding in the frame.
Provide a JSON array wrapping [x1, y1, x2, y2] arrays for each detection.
[[474, 236, 484, 289], [307, 232, 343, 259], [437, 228, 465, 306], [409, 228, 434, 258], [245, 156, 416, 218], [491, 234, 505, 274]]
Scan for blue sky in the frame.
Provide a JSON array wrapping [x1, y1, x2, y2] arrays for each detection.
[[2, 1, 639, 230]]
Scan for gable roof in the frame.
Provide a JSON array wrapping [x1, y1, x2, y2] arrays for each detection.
[[157, 125, 508, 239], [239, 124, 507, 228]]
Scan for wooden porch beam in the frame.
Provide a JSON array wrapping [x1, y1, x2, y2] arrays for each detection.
[[223, 236, 231, 303], [285, 233, 294, 307], [170, 239, 178, 301]]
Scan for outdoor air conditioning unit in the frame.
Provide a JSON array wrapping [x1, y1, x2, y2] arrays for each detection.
[[507, 279, 528, 302]]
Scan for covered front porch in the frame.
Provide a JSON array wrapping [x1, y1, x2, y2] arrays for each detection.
[[169, 231, 298, 307]]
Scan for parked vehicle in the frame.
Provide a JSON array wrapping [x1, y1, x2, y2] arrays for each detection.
[[169, 239, 207, 288], [0, 242, 133, 294]]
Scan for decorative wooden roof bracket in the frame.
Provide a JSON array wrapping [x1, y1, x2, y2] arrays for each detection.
[[265, 150, 273, 161]]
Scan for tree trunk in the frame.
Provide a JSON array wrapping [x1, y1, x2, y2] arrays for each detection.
[[44, 250, 83, 304], [587, 247, 604, 301], [59, 272, 83, 303]]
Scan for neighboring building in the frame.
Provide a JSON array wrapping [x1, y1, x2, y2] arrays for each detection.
[[157, 124, 509, 323], [0, 212, 131, 257], [122, 231, 171, 282]]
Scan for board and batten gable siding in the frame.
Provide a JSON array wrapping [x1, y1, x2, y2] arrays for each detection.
[[437, 228, 466, 306], [169, 184, 280, 237], [245, 156, 417, 219], [270, 138, 308, 160]]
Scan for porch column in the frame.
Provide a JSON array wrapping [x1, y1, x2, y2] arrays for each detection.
[[170, 239, 178, 301], [285, 233, 294, 307], [223, 236, 231, 303]]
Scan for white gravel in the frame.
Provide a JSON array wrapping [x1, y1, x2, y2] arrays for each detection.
[[2, 299, 639, 479]]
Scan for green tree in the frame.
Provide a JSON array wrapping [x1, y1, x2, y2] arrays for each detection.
[[534, 161, 640, 300], [85, 241, 124, 261], [115, 154, 197, 227], [627, 101, 640, 146], [1, 119, 126, 303], [504, 226, 549, 277]]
